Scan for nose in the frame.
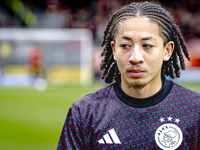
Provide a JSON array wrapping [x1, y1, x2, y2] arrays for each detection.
[[129, 45, 144, 64]]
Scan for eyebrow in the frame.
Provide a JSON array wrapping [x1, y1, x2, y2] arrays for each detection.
[[142, 36, 158, 41], [119, 36, 158, 41], [119, 36, 132, 40]]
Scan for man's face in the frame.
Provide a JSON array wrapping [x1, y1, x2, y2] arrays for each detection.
[[111, 16, 173, 89]]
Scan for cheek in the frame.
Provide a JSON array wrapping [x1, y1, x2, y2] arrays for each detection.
[[116, 57, 125, 69], [115, 55, 127, 72], [145, 50, 164, 68], [117, 53, 130, 66]]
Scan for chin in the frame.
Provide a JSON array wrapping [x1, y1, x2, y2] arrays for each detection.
[[127, 80, 148, 89]]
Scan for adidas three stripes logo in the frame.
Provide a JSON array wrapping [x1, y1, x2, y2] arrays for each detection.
[[98, 129, 121, 144]]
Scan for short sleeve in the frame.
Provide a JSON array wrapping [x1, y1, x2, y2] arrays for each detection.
[[57, 106, 85, 150]]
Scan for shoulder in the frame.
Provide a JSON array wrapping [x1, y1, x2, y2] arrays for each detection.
[[70, 82, 117, 111], [170, 81, 200, 100], [67, 82, 119, 121], [172, 81, 200, 93]]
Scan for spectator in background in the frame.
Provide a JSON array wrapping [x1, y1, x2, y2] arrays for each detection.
[[1, 0, 200, 44], [37, 0, 65, 28]]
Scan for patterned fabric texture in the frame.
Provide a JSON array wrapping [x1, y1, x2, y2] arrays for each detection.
[[57, 81, 200, 150]]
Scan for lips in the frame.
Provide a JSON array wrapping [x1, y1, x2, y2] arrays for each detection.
[[128, 69, 145, 77]]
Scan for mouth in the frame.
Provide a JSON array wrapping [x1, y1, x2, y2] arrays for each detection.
[[128, 69, 146, 78]]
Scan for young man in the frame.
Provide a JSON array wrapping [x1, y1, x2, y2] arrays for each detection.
[[57, 1, 200, 150]]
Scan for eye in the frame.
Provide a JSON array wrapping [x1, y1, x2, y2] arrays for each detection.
[[120, 44, 131, 49], [143, 44, 153, 49]]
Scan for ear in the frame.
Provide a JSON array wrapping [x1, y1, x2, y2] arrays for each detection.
[[111, 41, 116, 60], [163, 41, 174, 61]]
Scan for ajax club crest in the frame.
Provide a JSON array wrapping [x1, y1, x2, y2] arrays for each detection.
[[155, 117, 183, 150]]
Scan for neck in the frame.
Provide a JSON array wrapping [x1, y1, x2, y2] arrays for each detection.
[[121, 77, 163, 99]]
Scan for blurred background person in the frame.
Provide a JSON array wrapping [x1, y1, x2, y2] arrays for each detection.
[[28, 46, 47, 91], [29, 46, 44, 82]]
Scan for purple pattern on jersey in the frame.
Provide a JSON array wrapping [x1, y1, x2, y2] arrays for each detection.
[[57, 82, 200, 150]]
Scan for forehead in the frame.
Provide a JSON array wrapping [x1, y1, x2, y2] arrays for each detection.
[[116, 16, 161, 39]]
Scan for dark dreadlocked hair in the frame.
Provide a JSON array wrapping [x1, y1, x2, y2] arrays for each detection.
[[100, 1, 190, 83]]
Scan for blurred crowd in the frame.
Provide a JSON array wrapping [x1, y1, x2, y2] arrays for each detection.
[[0, 0, 200, 85], [1, 0, 200, 45]]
